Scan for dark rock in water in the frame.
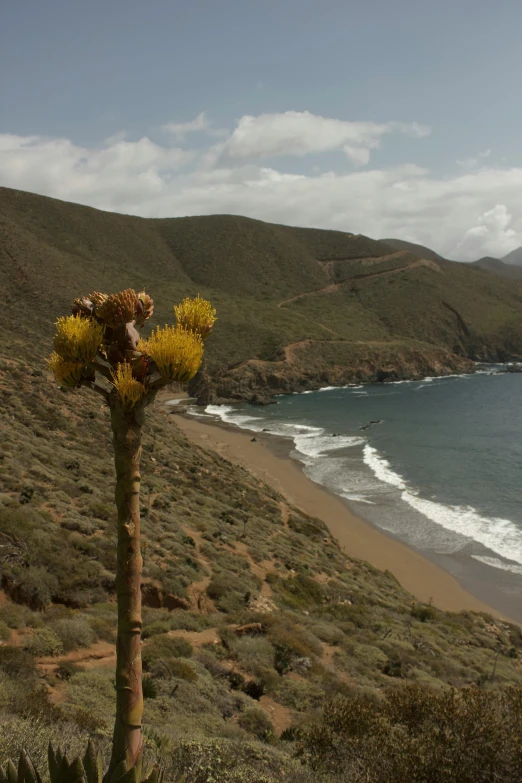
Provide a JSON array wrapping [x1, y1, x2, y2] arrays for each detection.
[[370, 420, 383, 424], [249, 393, 276, 406], [360, 425, 370, 431], [251, 437, 257, 442], [262, 428, 270, 432]]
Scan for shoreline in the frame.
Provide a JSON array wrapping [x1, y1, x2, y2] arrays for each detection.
[[169, 407, 511, 622]]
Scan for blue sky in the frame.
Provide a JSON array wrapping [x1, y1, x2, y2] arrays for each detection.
[[2, 0, 522, 259]]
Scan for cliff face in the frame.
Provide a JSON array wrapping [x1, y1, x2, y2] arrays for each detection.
[[2, 186, 522, 405], [190, 345, 475, 405]]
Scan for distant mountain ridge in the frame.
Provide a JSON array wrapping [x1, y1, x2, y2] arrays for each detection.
[[471, 256, 522, 280], [381, 237, 522, 279], [502, 247, 522, 267], [2, 186, 522, 403]]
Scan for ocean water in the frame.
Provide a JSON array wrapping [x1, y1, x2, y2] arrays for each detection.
[[192, 370, 522, 612]]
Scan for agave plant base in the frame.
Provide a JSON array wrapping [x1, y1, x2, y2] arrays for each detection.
[[0, 742, 163, 783]]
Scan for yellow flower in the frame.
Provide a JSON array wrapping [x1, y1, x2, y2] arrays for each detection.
[[174, 295, 216, 340], [53, 314, 104, 362], [138, 325, 203, 382], [47, 352, 85, 388], [111, 363, 145, 408]]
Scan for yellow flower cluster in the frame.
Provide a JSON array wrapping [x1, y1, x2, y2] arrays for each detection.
[[48, 353, 85, 388], [111, 363, 145, 408], [174, 295, 216, 340], [53, 314, 104, 362], [138, 325, 203, 383]]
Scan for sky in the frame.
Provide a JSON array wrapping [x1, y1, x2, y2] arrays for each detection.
[[1, 0, 522, 260]]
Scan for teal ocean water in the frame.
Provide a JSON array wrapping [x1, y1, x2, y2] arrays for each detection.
[[194, 368, 522, 617]]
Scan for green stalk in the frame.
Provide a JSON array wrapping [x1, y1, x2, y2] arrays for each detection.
[[107, 401, 146, 777]]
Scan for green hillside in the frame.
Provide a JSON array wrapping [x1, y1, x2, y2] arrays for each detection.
[[2, 187, 522, 404], [2, 337, 522, 782], [379, 237, 445, 262], [472, 257, 522, 280], [2, 187, 522, 779]]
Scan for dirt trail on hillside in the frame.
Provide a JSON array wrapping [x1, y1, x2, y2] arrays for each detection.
[[272, 255, 440, 360], [278, 256, 438, 311]]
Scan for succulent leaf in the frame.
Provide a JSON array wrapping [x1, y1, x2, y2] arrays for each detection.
[[82, 741, 103, 783], [105, 761, 128, 783], [6, 761, 17, 783], [3, 746, 162, 783]]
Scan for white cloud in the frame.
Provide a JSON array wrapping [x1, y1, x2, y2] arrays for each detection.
[[456, 149, 491, 169], [219, 111, 430, 165], [161, 111, 227, 141], [456, 204, 518, 259], [0, 113, 521, 261]]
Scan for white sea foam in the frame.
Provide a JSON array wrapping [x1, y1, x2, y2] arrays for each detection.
[[363, 445, 407, 490], [403, 493, 522, 566], [318, 386, 338, 392], [471, 556, 522, 575], [363, 444, 522, 565], [294, 432, 365, 459], [205, 400, 522, 572], [204, 404, 264, 430], [342, 493, 376, 505]]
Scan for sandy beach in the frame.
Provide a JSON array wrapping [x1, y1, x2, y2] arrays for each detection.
[[170, 409, 504, 619]]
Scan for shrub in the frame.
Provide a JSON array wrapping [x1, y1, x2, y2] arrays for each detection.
[[141, 621, 171, 639], [23, 628, 63, 657], [238, 708, 275, 743], [243, 679, 265, 700], [207, 574, 255, 613], [169, 659, 198, 682], [51, 617, 95, 651], [277, 575, 324, 609], [4, 566, 59, 610], [411, 603, 437, 623], [0, 603, 31, 629], [231, 636, 275, 677], [0, 621, 11, 642], [55, 661, 85, 680], [310, 622, 345, 645], [142, 634, 194, 673], [301, 685, 522, 783], [0, 646, 38, 679]]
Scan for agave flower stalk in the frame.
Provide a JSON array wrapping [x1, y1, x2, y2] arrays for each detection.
[[48, 289, 216, 777]]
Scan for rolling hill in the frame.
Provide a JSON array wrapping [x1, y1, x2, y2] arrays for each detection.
[[3, 187, 522, 779], [472, 257, 522, 280], [379, 237, 445, 262], [502, 247, 522, 267], [2, 186, 522, 404]]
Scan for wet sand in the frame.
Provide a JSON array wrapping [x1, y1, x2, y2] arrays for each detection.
[[170, 410, 507, 619]]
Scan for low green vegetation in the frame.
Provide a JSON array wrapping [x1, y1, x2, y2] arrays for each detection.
[[2, 187, 522, 779], [2, 352, 522, 780], [2, 186, 522, 405]]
